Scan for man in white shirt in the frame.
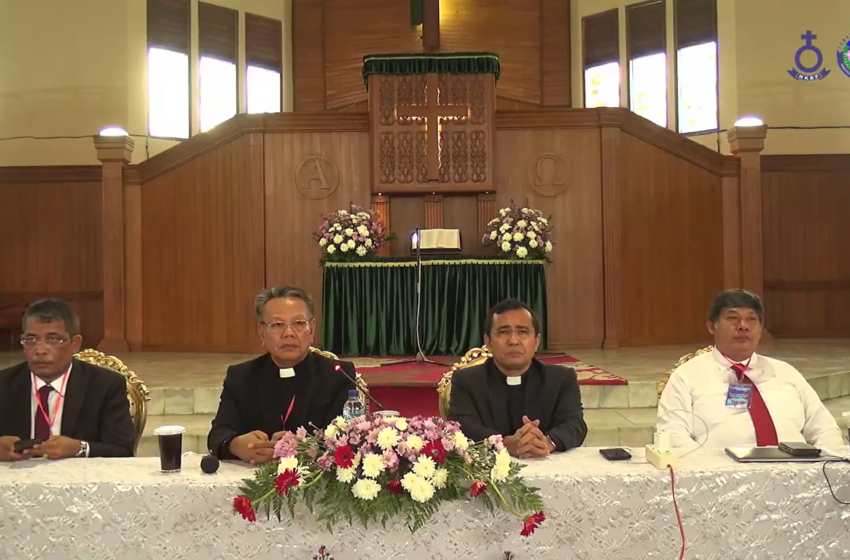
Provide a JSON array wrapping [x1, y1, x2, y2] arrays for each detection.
[[657, 289, 844, 452]]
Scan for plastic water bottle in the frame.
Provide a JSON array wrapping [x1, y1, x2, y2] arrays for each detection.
[[342, 389, 365, 421]]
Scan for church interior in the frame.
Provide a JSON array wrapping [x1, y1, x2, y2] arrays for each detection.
[[1, 0, 849, 459]]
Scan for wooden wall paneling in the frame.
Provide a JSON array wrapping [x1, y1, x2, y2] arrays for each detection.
[[443, 195, 480, 255], [371, 194, 391, 257], [616, 132, 724, 346], [292, 0, 326, 111], [495, 126, 604, 349], [476, 193, 496, 255], [124, 172, 144, 350], [424, 195, 444, 229], [263, 130, 373, 345], [721, 174, 741, 289], [600, 126, 623, 349], [540, 0, 571, 106], [389, 197, 425, 256], [141, 134, 266, 351]]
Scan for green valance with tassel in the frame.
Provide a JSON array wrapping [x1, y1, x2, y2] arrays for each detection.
[[362, 52, 500, 89]]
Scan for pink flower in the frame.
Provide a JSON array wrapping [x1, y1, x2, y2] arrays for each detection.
[[306, 446, 318, 459], [487, 435, 505, 452], [382, 449, 399, 470], [274, 432, 299, 459], [317, 454, 334, 471], [296, 427, 308, 439], [349, 432, 362, 446], [441, 437, 455, 452]]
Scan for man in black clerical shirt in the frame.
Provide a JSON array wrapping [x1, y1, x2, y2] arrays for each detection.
[[448, 299, 587, 458], [207, 286, 356, 465]]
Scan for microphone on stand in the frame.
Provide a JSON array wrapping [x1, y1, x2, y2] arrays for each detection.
[[334, 364, 386, 411]]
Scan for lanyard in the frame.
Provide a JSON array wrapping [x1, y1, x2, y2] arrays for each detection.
[[32, 365, 71, 437], [722, 353, 753, 380], [280, 395, 296, 429]]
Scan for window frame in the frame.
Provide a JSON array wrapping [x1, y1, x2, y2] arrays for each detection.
[[147, 0, 192, 140], [626, 0, 667, 127], [581, 8, 621, 109], [673, 0, 719, 134]]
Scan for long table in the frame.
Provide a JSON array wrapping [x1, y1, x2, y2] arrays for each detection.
[[321, 258, 547, 356], [1, 448, 849, 559]]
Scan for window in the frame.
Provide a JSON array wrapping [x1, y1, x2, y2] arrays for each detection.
[[199, 2, 238, 132], [627, 1, 667, 127], [675, 0, 718, 133], [246, 13, 283, 114], [583, 10, 620, 108], [147, 0, 190, 139]]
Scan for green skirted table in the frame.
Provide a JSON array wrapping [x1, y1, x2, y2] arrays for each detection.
[[321, 258, 547, 356]]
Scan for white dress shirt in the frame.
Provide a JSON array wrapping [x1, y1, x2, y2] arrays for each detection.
[[30, 365, 72, 439], [657, 348, 845, 453]]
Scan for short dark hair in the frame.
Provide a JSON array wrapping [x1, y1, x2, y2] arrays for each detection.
[[254, 285, 315, 321], [707, 289, 764, 324], [484, 299, 540, 336], [22, 299, 80, 337]]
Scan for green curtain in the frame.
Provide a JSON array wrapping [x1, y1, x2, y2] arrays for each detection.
[[322, 260, 547, 356], [362, 52, 501, 88]]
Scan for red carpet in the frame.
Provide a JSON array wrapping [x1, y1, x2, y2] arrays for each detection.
[[352, 354, 625, 419]]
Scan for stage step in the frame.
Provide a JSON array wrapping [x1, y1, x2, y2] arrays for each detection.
[[144, 370, 850, 417], [136, 396, 850, 458]]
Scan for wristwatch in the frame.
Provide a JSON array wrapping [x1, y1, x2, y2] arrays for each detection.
[[75, 440, 89, 458], [546, 436, 557, 452]]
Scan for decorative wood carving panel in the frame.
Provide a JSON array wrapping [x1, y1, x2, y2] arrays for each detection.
[[370, 194, 391, 257], [369, 73, 494, 194]]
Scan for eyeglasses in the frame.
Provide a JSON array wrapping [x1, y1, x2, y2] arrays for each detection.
[[493, 328, 534, 340], [20, 335, 70, 348], [261, 320, 311, 334]]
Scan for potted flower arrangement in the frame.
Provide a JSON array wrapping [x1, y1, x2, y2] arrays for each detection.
[[313, 205, 390, 262], [233, 414, 546, 536], [482, 201, 553, 261]]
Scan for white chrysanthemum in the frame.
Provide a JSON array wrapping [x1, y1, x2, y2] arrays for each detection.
[[357, 225, 369, 236], [319, 238, 328, 247], [527, 231, 537, 240], [532, 223, 540, 232], [338, 211, 348, 216], [413, 456, 437, 479], [356, 246, 367, 257], [365, 238, 373, 247], [490, 459, 510, 482], [517, 220, 527, 228], [433, 468, 448, 489], [361, 453, 386, 478], [521, 208, 529, 214], [377, 427, 400, 450], [333, 416, 347, 429], [325, 424, 339, 438], [406, 434, 424, 451], [395, 418, 408, 431], [452, 432, 469, 451], [409, 478, 435, 503], [351, 216, 360, 224], [545, 240, 553, 253], [333, 234, 343, 244], [500, 241, 512, 252], [352, 478, 381, 500], [332, 222, 341, 228], [340, 244, 349, 252], [516, 247, 528, 258], [327, 245, 336, 254], [539, 217, 548, 224], [499, 224, 510, 233], [501, 233, 512, 242], [490, 230, 498, 240], [336, 467, 355, 483], [489, 218, 499, 225], [513, 232, 524, 242], [529, 239, 539, 249], [277, 456, 299, 474], [344, 228, 354, 237], [347, 239, 355, 249], [499, 208, 507, 217]]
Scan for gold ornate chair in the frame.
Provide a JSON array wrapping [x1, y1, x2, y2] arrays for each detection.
[[309, 347, 372, 414], [657, 346, 714, 396], [437, 346, 493, 420], [74, 349, 150, 454]]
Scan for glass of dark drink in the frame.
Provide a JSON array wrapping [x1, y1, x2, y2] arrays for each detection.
[[153, 425, 186, 473]]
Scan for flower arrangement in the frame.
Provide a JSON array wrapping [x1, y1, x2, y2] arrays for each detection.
[[482, 201, 554, 261], [313, 204, 390, 262], [233, 414, 545, 536]]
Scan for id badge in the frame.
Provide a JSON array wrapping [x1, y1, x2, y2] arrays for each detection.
[[725, 383, 753, 408]]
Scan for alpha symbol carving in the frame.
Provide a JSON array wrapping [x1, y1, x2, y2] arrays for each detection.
[[528, 153, 569, 196], [295, 155, 339, 200]]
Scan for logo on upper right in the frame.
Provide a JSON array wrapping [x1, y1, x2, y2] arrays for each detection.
[[788, 31, 831, 80], [837, 33, 850, 78]]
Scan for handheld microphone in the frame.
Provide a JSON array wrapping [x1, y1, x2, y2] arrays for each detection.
[[334, 364, 386, 411], [200, 454, 220, 474]]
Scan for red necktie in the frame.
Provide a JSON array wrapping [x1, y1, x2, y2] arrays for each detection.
[[34, 385, 53, 440], [731, 363, 778, 446]]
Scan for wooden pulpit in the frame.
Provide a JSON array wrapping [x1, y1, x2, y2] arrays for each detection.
[[363, 53, 498, 194]]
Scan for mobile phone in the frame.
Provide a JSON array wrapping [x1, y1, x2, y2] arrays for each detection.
[[779, 442, 820, 457], [13, 439, 42, 453], [599, 447, 632, 461]]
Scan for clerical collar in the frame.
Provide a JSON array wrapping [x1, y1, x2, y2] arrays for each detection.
[[506, 376, 522, 386], [269, 352, 310, 378]]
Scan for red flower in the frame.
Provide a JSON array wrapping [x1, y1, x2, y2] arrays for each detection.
[[422, 440, 447, 464], [386, 478, 403, 494], [276, 469, 301, 496], [521, 511, 546, 537], [233, 495, 256, 522], [334, 445, 355, 469], [469, 481, 487, 497]]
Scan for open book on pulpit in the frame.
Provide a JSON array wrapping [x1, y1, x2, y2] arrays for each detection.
[[411, 229, 461, 255]]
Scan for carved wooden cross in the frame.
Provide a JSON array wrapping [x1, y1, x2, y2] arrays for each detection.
[[396, 73, 469, 182]]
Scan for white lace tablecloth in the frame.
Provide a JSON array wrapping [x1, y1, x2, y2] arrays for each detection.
[[2, 448, 850, 560]]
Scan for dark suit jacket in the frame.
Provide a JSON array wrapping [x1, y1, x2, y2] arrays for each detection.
[[448, 358, 588, 451], [208, 351, 356, 459], [0, 358, 135, 458]]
